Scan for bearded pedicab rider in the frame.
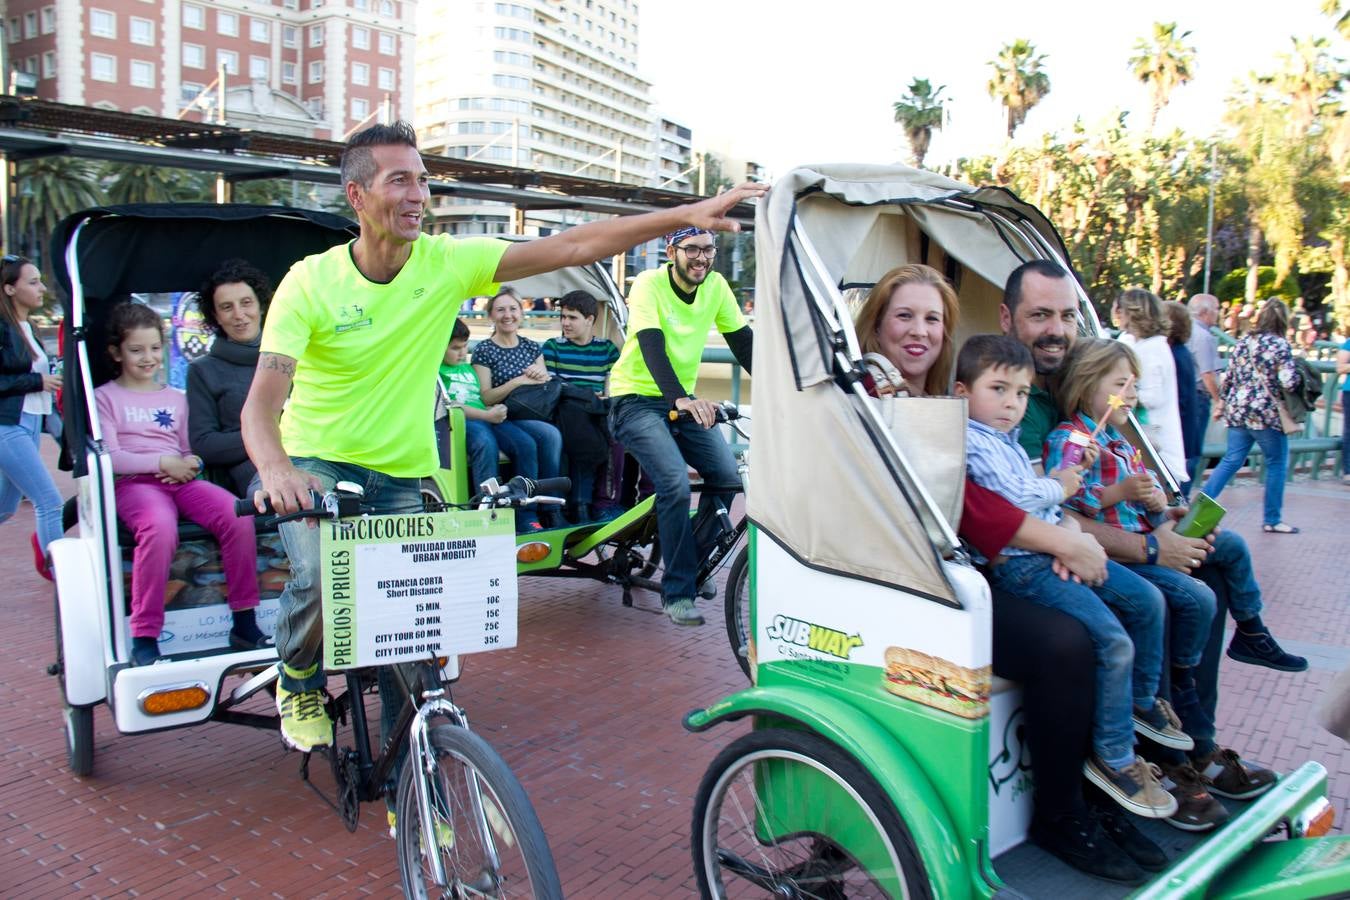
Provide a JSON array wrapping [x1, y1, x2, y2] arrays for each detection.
[[606, 226, 753, 627]]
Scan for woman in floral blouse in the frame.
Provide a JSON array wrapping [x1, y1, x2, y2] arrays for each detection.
[[1201, 298, 1303, 533]]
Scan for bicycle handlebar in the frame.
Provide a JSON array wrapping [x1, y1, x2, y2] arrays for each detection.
[[474, 475, 572, 508], [667, 401, 740, 424], [234, 491, 321, 518]]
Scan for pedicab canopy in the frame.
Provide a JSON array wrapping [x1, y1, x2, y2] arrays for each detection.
[[49, 204, 360, 478], [748, 164, 1073, 606]]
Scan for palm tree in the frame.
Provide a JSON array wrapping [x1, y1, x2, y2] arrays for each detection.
[[12, 157, 105, 266], [1272, 36, 1343, 139], [1128, 22, 1196, 132], [987, 40, 1051, 140], [892, 78, 947, 169], [1322, 0, 1350, 38], [103, 164, 211, 205]]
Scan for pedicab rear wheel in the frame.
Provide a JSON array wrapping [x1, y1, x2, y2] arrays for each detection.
[[54, 593, 95, 776], [722, 546, 751, 680], [692, 728, 931, 899]]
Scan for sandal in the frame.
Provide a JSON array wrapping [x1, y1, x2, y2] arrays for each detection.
[[1262, 523, 1300, 534]]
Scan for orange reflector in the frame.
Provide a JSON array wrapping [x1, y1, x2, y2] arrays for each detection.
[[1305, 801, 1335, 837], [138, 683, 210, 715], [517, 541, 551, 563]]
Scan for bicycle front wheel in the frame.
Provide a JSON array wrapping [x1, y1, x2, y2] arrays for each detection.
[[692, 728, 931, 899], [397, 724, 562, 900]]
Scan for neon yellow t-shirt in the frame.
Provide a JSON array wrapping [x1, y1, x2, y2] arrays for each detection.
[[608, 265, 745, 398], [262, 234, 507, 476]]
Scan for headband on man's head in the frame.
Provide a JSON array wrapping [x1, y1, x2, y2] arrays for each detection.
[[666, 226, 711, 247]]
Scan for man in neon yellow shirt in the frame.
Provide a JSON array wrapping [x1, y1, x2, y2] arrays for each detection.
[[242, 122, 765, 751], [609, 226, 754, 626]]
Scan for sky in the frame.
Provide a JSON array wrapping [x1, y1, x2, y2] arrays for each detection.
[[638, 0, 1343, 177]]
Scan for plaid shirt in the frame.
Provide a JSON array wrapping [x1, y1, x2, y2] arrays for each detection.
[[1044, 412, 1164, 534]]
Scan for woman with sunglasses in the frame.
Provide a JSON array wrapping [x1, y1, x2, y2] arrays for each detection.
[[0, 255, 64, 579]]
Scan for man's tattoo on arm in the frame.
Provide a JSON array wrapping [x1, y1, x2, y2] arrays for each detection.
[[258, 353, 296, 376]]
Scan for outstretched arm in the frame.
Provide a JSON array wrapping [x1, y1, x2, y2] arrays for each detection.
[[493, 183, 767, 282]]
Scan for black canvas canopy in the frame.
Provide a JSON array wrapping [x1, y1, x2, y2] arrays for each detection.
[[52, 203, 358, 476]]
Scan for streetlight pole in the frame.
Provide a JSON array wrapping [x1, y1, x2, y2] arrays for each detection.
[[1203, 141, 1218, 295]]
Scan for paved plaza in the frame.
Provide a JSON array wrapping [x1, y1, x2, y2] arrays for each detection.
[[2, 443, 1347, 897]]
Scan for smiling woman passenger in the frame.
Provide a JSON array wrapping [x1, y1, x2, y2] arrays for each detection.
[[187, 259, 272, 496], [853, 264, 960, 396]]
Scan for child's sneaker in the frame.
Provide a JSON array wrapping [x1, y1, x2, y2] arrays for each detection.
[[1158, 763, 1229, 832], [130, 636, 161, 667], [1226, 626, 1308, 672], [1132, 697, 1194, 750], [1191, 747, 1277, 800], [1084, 755, 1178, 819]]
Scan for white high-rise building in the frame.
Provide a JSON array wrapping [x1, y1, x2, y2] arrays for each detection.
[[415, 0, 657, 241]]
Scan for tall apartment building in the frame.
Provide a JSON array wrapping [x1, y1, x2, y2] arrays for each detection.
[[654, 114, 693, 193], [415, 0, 658, 245], [3, 0, 416, 140]]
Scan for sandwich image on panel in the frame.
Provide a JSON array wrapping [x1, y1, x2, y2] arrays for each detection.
[[883, 646, 991, 720]]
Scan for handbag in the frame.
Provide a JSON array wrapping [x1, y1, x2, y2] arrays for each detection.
[[1259, 370, 1303, 435], [870, 393, 967, 532], [503, 380, 562, 421]]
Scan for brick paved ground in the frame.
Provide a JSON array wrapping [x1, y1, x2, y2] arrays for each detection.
[[1, 444, 1346, 898]]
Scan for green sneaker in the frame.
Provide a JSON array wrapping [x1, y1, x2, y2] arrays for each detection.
[[664, 598, 705, 626], [275, 683, 332, 752], [387, 809, 455, 849]]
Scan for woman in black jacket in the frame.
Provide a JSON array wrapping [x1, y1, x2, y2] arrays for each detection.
[[0, 255, 64, 578], [186, 259, 271, 497]]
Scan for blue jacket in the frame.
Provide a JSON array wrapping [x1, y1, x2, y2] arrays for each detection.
[[0, 319, 44, 426]]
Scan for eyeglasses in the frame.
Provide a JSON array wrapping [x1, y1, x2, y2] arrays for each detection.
[[677, 244, 716, 259]]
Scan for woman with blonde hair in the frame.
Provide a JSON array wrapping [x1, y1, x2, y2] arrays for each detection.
[[1201, 298, 1303, 533], [1112, 288, 1186, 483], [854, 264, 960, 397]]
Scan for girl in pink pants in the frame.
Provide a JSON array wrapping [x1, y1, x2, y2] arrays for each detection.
[[95, 303, 262, 667]]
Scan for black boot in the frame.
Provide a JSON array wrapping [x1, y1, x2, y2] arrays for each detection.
[[1227, 618, 1308, 672], [229, 608, 268, 650]]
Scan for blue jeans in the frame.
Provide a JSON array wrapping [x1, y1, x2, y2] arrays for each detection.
[[463, 419, 499, 491], [273, 458, 424, 801], [609, 395, 739, 603], [990, 554, 1164, 768], [1204, 528, 1263, 623], [275, 458, 424, 692], [0, 411, 64, 551], [1126, 564, 1216, 667], [491, 419, 561, 482], [1184, 393, 1211, 495], [1202, 426, 1288, 526]]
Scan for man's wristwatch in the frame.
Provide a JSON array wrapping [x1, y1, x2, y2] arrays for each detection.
[[1144, 533, 1160, 565]]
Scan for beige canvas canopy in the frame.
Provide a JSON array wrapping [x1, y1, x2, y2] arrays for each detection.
[[747, 163, 1082, 606]]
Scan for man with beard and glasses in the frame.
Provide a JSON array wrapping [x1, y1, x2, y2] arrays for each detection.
[[607, 227, 753, 626], [1000, 259, 1279, 839]]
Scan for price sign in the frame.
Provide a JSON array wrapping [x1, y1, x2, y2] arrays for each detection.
[[320, 509, 517, 670]]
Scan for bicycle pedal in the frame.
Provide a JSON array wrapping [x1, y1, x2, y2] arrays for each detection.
[[697, 582, 717, 600]]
